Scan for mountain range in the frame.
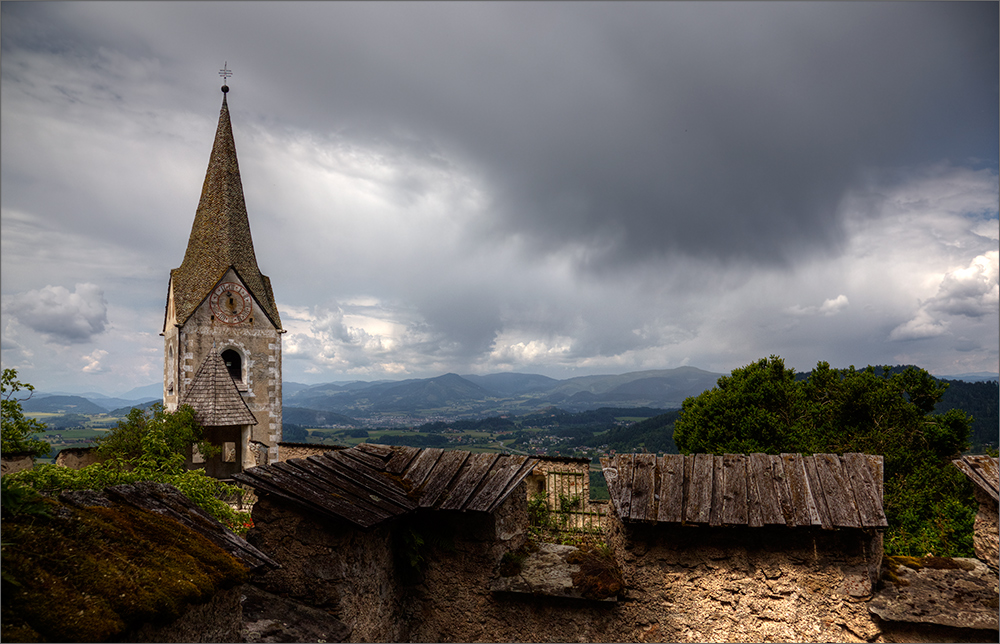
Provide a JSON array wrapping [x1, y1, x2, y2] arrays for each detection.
[[24, 367, 998, 428], [25, 368, 723, 418]]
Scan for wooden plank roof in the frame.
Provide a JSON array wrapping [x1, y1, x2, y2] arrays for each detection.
[[952, 455, 999, 504], [600, 453, 887, 529], [233, 444, 538, 528], [181, 350, 257, 427]]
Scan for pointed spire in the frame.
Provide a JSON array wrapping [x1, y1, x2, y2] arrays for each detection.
[[169, 87, 282, 328]]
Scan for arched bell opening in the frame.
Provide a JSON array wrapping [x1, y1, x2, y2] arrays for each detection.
[[221, 349, 243, 384]]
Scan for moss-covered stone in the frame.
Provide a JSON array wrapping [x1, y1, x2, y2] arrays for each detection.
[[1, 495, 247, 642]]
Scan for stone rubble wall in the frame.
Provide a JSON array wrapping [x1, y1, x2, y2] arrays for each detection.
[[275, 442, 340, 462], [247, 496, 406, 642], [122, 585, 243, 643], [603, 518, 885, 643], [247, 480, 917, 643], [0, 453, 34, 476], [55, 447, 101, 470], [972, 489, 999, 573]]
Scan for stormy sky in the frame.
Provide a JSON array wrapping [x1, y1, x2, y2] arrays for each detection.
[[2, 2, 997, 395]]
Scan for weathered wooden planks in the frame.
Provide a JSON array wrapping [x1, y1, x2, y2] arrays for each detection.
[[843, 452, 888, 528], [656, 454, 685, 523], [629, 454, 657, 521], [685, 453, 714, 524], [236, 445, 539, 528], [953, 455, 1000, 503], [403, 447, 444, 490], [721, 454, 748, 526], [466, 455, 529, 513], [439, 453, 500, 511], [602, 452, 886, 530], [813, 453, 860, 528]]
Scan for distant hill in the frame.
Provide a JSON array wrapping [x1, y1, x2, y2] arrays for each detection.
[[935, 372, 999, 383], [115, 383, 164, 400], [461, 372, 560, 395], [107, 400, 162, 416], [22, 395, 107, 415], [283, 407, 359, 427]]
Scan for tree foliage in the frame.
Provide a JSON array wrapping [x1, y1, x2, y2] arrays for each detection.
[[673, 356, 976, 557], [7, 403, 251, 535], [1, 369, 50, 457]]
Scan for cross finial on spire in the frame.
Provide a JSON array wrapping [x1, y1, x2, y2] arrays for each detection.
[[219, 62, 232, 93]]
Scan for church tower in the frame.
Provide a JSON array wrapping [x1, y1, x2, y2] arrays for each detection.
[[162, 78, 283, 475]]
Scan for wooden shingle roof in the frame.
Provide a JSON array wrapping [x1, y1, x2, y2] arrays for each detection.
[[167, 90, 281, 329], [181, 350, 257, 427], [233, 444, 539, 528], [952, 455, 999, 504], [600, 452, 887, 529]]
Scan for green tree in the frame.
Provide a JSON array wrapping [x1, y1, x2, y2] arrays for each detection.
[[1, 369, 50, 457], [7, 403, 249, 534], [674, 357, 976, 557], [93, 403, 218, 467]]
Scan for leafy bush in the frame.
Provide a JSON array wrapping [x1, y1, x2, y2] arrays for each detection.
[[6, 403, 251, 535], [1, 369, 50, 457]]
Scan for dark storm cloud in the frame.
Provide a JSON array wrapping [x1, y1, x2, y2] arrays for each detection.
[[4, 2, 995, 275], [212, 2, 997, 271]]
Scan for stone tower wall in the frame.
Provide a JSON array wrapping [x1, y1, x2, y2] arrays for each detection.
[[165, 267, 282, 462]]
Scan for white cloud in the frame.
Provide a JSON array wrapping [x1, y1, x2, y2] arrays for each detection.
[[7, 283, 108, 344], [889, 310, 950, 341], [81, 349, 109, 374], [928, 251, 999, 318], [787, 294, 849, 317]]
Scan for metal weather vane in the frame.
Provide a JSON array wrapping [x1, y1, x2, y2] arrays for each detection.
[[219, 62, 232, 85]]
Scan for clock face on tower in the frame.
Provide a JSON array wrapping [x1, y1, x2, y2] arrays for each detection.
[[209, 282, 253, 324]]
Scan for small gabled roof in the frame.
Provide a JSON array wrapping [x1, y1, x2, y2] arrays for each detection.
[[952, 455, 999, 504], [601, 452, 887, 529], [233, 444, 539, 528], [168, 89, 281, 330], [181, 350, 257, 427]]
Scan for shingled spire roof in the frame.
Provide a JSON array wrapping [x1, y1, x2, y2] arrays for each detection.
[[168, 87, 281, 329], [181, 350, 258, 427]]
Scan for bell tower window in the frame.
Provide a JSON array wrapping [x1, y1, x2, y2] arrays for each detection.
[[222, 349, 243, 383]]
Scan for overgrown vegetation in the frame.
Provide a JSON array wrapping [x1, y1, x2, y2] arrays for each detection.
[[1, 491, 247, 641], [1, 368, 50, 457], [6, 402, 252, 535], [673, 356, 977, 557]]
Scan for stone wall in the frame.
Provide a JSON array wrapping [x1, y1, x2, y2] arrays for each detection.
[[972, 491, 999, 572], [123, 585, 243, 643], [275, 442, 341, 462], [165, 266, 283, 463], [0, 453, 34, 476], [246, 481, 904, 643], [247, 496, 407, 642], [602, 517, 885, 643], [55, 447, 101, 469]]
